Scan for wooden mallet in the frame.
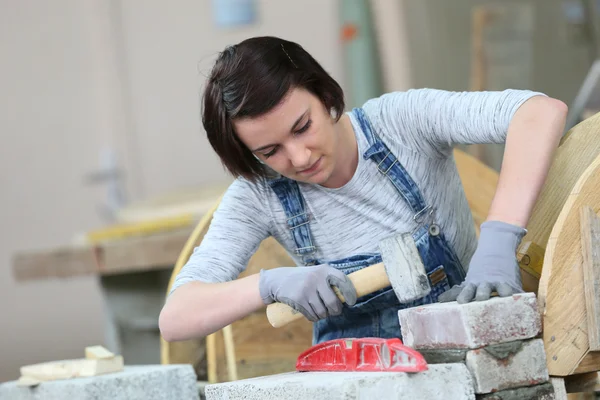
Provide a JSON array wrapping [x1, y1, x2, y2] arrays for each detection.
[[266, 232, 431, 328]]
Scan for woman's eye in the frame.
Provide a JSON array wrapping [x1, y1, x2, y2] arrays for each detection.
[[295, 119, 312, 134], [263, 147, 278, 158]]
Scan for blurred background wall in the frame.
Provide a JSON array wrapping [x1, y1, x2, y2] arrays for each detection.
[[1, 0, 598, 382]]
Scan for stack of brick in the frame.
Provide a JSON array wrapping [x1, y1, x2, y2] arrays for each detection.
[[398, 292, 554, 399], [203, 292, 556, 399]]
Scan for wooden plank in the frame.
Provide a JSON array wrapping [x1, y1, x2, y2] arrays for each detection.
[[101, 229, 192, 275], [521, 111, 600, 251], [517, 241, 545, 279], [564, 371, 600, 393], [12, 245, 98, 281], [538, 154, 600, 376], [567, 394, 596, 400], [19, 355, 124, 386], [12, 228, 193, 281], [517, 241, 545, 293], [574, 352, 600, 374], [580, 206, 600, 350]]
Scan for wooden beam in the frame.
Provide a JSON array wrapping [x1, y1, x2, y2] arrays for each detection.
[[564, 371, 600, 393], [539, 154, 600, 376], [580, 206, 600, 350], [517, 241, 545, 293], [574, 352, 600, 374], [12, 229, 193, 281]]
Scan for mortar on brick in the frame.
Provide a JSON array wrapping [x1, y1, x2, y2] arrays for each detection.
[[483, 342, 523, 360], [419, 348, 468, 364]]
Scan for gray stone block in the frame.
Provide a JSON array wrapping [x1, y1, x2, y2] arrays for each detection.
[[205, 363, 475, 400], [466, 339, 549, 394], [398, 293, 541, 349], [0, 365, 199, 400]]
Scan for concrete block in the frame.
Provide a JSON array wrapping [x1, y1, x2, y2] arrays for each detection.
[[0, 365, 199, 400], [466, 339, 549, 394], [398, 293, 541, 349], [205, 364, 475, 400], [476, 382, 555, 399]]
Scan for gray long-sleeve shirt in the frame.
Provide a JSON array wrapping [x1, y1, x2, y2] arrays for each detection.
[[170, 88, 545, 294]]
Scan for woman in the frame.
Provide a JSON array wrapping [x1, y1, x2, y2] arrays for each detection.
[[159, 36, 567, 344]]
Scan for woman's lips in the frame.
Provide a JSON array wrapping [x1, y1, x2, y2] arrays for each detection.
[[299, 157, 322, 175]]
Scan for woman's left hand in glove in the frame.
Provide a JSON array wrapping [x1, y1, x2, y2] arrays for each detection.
[[438, 220, 527, 304]]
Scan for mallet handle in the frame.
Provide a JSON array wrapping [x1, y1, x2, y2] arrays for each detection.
[[265, 262, 390, 328]]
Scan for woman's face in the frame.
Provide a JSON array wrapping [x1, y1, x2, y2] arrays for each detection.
[[234, 87, 342, 186]]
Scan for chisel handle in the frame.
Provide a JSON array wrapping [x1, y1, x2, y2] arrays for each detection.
[[265, 262, 390, 328]]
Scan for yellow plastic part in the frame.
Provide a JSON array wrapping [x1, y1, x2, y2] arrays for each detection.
[[86, 214, 195, 243]]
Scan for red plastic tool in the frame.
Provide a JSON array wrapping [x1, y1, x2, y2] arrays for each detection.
[[296, 337, 428, 373]]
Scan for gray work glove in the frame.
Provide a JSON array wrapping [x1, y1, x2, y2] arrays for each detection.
[[258, 265, 357, 322], [438, 220, 526, 304]]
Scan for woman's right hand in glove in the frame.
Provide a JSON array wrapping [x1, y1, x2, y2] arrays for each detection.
[[258, 264, 357, 322]]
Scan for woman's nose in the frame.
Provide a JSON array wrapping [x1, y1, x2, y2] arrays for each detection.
[[287, 143, 311, 169]]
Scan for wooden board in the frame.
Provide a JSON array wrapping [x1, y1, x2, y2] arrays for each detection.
[[521, 111, 600, 251], [580, 207, 600, 351], [12, 228, 193, 281], [538, 154, 600, 376], [18, 353, 124, 386], [574, 352, 600, 375]]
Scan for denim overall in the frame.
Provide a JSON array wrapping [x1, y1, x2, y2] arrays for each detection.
[[267, 107, 466, 345]]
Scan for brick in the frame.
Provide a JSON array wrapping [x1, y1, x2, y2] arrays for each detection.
[[476, 382, 555, 399], [205, 364, 475, 400], [0, 365, 199, 400], [398, 293, 541, 349], [466, 339, 549, 394]]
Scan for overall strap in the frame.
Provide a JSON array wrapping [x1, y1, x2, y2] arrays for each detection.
[[267, 177, 318, 265], [352, 107, 433, 226]]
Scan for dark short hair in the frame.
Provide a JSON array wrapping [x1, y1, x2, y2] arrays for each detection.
[[201, 36, 345, 181]]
